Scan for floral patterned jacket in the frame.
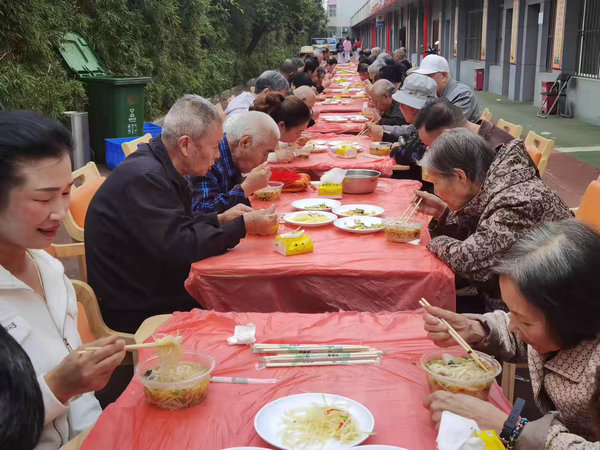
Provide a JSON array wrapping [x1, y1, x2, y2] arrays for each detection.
[[473, 311, 600, 449], [427, 139, 572, 310]]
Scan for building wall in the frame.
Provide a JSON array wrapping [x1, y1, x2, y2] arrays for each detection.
[[327, 0, 366, 38], [349, 0, 600, 126]]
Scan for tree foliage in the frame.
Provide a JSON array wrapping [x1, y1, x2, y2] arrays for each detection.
[[0, 0, 326, 119]]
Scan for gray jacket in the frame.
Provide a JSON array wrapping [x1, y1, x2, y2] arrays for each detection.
[[442, 78, 479, 122]]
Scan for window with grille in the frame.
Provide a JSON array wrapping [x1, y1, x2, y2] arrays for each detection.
[[328, 5, 336, 17], [577, 0, 600, 78], [465, 8, 483, 60]]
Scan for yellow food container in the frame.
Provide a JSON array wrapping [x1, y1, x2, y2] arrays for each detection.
[[335, 146, 358, 158], [275, 231, 313, 256], [318, 183, 343, 198]]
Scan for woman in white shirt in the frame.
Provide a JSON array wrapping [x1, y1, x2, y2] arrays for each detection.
[[0, 111, 126, 449]]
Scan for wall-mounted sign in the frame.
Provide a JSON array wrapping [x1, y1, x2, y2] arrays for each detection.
[[481, 0, 488, 60], [510, 0, 519, 65], [552, 0, 566, 70], [376, 15, 385, 28]]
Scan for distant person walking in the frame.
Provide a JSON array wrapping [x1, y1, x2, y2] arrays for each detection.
[[343, 36, 352, 63]]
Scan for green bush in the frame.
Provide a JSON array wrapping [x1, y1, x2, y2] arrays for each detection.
[[0, 0, 326, 119]]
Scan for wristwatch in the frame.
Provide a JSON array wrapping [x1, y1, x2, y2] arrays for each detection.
[[500, 397, 526, 443]]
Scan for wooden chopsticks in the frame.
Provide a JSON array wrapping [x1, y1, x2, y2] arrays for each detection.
[[78, 341, 175, 354], [398, 197, 422, 223], [419, 298, 492, 372]]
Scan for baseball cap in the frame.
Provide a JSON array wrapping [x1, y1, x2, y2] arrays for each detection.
[[392, 74, 438, 109], [412, 54, 450, 75]]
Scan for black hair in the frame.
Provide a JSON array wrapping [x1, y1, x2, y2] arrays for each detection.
[[279, 59, 298, 76], [414, 98, 467, 132], [316, 66, 326, 78], [251, 93, 311, 130], [290, 71, 314, 88], [327, 58, 338, 66], [494, 219, 600, 349], [303, 57, 319, 74], [375, 63, 406, 84], [291, 57, 305, 69], [357, 63, 370, 74], [364, 49, 372, 56], [0, 326, 44, 449], [0, 111, 73, 212]]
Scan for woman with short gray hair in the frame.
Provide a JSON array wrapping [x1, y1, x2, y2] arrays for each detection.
[[415, 128, 571, 312], [423, 219, 600, 449]]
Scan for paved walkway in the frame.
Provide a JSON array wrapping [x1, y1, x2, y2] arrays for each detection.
[[477, 91, 600, 207]]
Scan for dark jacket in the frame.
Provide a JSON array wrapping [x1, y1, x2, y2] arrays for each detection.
[[379, 99, 407, 127], [427, 139, 572, 310], [85, 137, 246, 333]]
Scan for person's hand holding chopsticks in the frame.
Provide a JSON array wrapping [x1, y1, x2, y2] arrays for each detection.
[[362, 122, 383, 141], [218, 203, 254, 224], [413, 191, 447, 219], [423, 305, 488, 348], [244, 205, 279, 236], [44, 336, 126, 404]]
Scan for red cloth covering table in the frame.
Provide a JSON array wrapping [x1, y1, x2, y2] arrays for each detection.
[[185, 178, 456, 313], [314, 98, 365, 113], [307, 112, 368, 134], [81, 309, 512, 450], [269, 134, 394, 178]]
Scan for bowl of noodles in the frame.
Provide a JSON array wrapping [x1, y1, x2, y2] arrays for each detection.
[[420, 348, 502, 400], [136, 350, 216, 410]]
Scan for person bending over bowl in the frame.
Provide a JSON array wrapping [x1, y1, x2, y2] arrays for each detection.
[[415, 128, 571, 312], [423, 219, 600, 449]]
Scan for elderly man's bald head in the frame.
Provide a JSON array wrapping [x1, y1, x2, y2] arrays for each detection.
[[293, 85, 317, 108], [370, 79, 396, 99]]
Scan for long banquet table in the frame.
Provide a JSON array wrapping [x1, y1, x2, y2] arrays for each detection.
[[185, 178, 456, 313], [81, 309, 512, 450]]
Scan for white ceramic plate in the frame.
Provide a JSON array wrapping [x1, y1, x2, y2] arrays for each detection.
[[348, 115, 369, 122], [223, 448, 270, 450], [254, 393, 375, 450], [283, 211, 337, 227], [333, 204, 385, 217], [291, 198, 342, 211], [309, 140, 328, 145], [323, 116, 348, 122], [356, 446, 407, 449], [334, 217, 384, 234]]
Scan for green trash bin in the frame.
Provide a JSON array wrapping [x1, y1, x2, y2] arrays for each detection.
[[59, 32, 151, 163]]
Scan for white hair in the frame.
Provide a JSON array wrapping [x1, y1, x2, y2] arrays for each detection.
[[368, 60, 385, 77], [371, 47, 382, 56], [224, 111, 280, 148], [255, 70, 289, 94], [370, 79, 396, 99], [162, 94, 222, 147], [377, 53, 394, 64]]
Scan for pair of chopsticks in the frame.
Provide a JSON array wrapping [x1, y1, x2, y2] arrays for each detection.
[[252, 343, 382, 368], [77, 340, 173, 354], [419, 298, 492, 372], [398, 197, 422, 224]]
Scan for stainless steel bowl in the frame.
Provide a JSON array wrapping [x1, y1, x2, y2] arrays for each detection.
[[342, 169, 381, 194]]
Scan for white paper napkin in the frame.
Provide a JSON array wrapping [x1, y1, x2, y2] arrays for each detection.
[[437, 411, 484, 450], [320, 168, 347, 185], [227, 323, 257, 345]]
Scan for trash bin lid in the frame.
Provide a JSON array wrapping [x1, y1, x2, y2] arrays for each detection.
[[59, 32, 106, 77], [82, 76, 152, 85]]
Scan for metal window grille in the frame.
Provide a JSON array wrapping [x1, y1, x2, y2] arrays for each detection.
[[577, 0, 600, 79], [465, 9, 483, 60]]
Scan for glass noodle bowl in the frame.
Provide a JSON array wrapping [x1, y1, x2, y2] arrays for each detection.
[[253, 181, 284, 201], [420, 348, 502, 400], [369, 142, 392, 157], [383, 219, 423, 243], [136, 351, 216, 410]]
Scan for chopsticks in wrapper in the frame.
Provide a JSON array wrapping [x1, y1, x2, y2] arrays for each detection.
[[252, 343, 383, 369], [419, 298, 492, 372]]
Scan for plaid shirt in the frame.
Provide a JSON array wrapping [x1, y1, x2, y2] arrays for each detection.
[[189, 135, 250, 213]]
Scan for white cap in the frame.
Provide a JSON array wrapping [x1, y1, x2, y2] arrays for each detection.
[[392, 74, 438, 109], [412, 55, 450, 75], [300, 46, 314, 55]]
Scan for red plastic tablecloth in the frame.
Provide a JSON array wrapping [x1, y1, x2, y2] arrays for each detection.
[[314, 98, 365, 113], [308, 112, 367, 134], [269, 134, 394, 178], [81, 309, 512, 450], [185, 179, 456, 313]]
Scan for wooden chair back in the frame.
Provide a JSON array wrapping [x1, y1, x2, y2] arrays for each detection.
[[575, 176, 600, 230], [496, 119, 523, 139], [64, 162, 105, 241], [480, 107, 492, 122], [121, 133, 152, 157], [524, 131, 555, 176]]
